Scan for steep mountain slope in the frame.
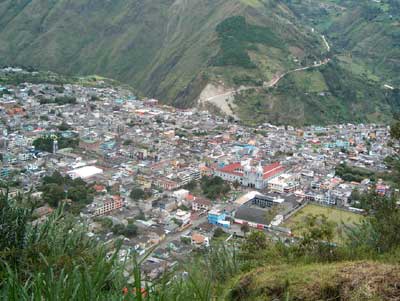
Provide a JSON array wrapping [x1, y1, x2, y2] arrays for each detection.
[[0, 0, 399, 125], [0, 0, 324, 103], [231, 0, 400, 125]]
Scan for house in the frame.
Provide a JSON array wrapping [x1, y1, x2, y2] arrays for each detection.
[[93, 184, 107, 193], [268, 173, 300, 193], [155, 198, 177, 212], [174, 209, 191, 225], [208, 209, 229, 228], [173, 189, 189, 202], [95, 196, 123, 216], [192, 197, 212, 212], [191, 233, 209, 247], [154, 178, 180, 191]]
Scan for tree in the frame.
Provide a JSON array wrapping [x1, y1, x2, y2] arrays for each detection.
[[295, 214, 336, 259], [58, 121, 71, 131], [200, 176, 231, 199], [264, 205, 284, 224], [240, 224, 250, 237], [184, 180, 197, 191], [124, 224, 138, 238], [130, 188, 145, 201], [40, 172, 93, 209], [42, 183, 65, 207], [298, 214, 336, 244], [67, 186, 92, 204], [136, 210, 146, 221], [346, 192, 400, 253], [0, 189, 31, 265], [214, 227, 226, 238], [233, 180, 240, 190], [112, 224, 125, 236], [43, 171, 65, 185], [241, 230, 268, 255]]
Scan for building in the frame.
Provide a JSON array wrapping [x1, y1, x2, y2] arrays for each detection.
[[267, 173, 300, 193], [191, 233, 209, 247], [95, 196, 123, 216], [251, 194, 285, 208], [67, 165, 103, 180], [208, 209, 229, 228], [174, 209, 191, 225], [192, 197, 212, 212], [215, 162, 285, 189], [154, 178, 180, 191], [178, 168, 201, 186], [233, 193, 301, 229]]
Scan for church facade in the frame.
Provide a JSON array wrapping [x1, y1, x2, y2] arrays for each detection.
[[214, 162, 285, 190]]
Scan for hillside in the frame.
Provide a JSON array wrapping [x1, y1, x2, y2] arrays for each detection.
[[227, 261, 400, 300], [0, 0, 399, 124], [0, 1, 325, 104]]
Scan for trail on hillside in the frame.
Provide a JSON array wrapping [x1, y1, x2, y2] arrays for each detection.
[[199, 58, 330, 116], [199, 33, 332, 116]]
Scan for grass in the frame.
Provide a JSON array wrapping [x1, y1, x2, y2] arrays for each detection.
[[239, 0, 263, 8], [293, 70, 328, 93], [283, 204, 363, 243], [227, 261, 400, 301]]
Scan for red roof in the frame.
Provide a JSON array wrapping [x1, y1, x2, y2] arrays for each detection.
[[94, 184, 106, 192], [186, 194, 195, 201], [218, 162, 243, 176], [218, 162, 284, 179], [193, 197, 212, 206], [263, 162, 280, 173], [263, 163, 285, 179]]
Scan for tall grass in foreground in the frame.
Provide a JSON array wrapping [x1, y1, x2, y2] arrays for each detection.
[[0, 191, 241, 300]]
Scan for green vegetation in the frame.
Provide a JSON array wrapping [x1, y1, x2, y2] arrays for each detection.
[[213, 16, 282, 68], [0, 193, 126, 300], [234, 59, 400, 126], [227, 261, 400, 301], [0, 70, 74, 86], [1, 177, 400, 300], [130, 187, 152, 201], [200, 176, 231, 199], [112, 223, 138, 238], [33, 135, 78, 153], [335, 163, 376, 183], [0, 1, 399, 125], [39, 95, 77, 105], [0, 0, 323, 113], [40, 171, 93, 211], [283, 204, 363, 243]]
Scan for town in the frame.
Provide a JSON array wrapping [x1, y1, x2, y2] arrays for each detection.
[[0, 67, 395, 281]]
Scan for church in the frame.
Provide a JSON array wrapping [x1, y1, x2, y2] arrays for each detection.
[[214, 161, 285, 190]]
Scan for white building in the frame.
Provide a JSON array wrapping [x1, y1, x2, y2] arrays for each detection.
[[268, 174, 300, 193], [174, 209, 191, 225], [67, 165, 103, 180]]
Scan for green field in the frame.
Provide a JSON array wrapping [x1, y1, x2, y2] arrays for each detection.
[[283, 204, 364, 243]]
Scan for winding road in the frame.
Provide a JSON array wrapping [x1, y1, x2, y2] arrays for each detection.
[[200, 34, 332, 116]]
